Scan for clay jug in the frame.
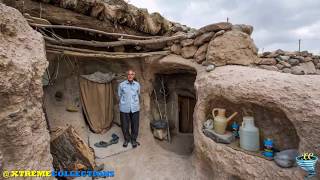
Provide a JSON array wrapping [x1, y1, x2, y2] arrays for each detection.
[[212, 108, 238, 134], [239, 116, 260, 151]]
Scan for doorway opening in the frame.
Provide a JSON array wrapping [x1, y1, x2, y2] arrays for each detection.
[[152, 71, 196, 155], [178, 95, 196, 133]]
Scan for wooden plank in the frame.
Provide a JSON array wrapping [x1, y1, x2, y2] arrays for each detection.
[[30, 23, 159, 40], [228, 139, 274, 161]]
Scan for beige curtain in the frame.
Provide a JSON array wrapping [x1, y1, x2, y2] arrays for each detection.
[[79, 77, 113, 133]]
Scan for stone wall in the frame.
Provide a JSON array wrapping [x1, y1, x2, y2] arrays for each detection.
[[169, 23, 258, 67], [169, 22, 320, 76], [257, 50, 320, 75], [0, 3, 54, 178]]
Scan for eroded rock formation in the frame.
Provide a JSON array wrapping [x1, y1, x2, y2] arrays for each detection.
[[193, 66, 320, 179], [0, 3, 53, 177]]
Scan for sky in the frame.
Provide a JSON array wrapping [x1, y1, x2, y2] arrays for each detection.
[[129, 0, 320, 54]]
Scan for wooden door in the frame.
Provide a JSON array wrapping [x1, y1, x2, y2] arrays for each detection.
[[178, 95, 195, 133]]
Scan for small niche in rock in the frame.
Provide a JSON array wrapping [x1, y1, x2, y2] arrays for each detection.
[[54, 91, 63, 101], [205, 97, 299, 158]]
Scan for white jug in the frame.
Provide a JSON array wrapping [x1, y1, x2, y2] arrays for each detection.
[[239, 116, 260, 151]]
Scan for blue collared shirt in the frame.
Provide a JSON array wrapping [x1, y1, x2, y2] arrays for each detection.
[[118, 80, 140, 113]]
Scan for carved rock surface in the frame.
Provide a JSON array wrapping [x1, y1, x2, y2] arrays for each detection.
[[0, 3, 53, 176], [194, 66, 320, 179]]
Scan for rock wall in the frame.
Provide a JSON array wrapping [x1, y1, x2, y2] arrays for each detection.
[[44, 54, 89, 141], [0, 3, 53, 178]]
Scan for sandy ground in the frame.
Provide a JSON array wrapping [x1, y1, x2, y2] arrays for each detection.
[[89, 125, 135, 159], [73, 121, 195, 180], [91, 124, 196, 180], [94, 139, 195, 180]]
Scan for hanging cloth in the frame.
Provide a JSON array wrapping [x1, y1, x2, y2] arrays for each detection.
[[79, 72, 115, 133]]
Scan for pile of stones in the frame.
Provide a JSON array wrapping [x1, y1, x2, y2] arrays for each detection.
[[169, 22, 320, 76], [169, 22, 257, 69], [169, 22, 235, 64], [257, 49, 320, 75]]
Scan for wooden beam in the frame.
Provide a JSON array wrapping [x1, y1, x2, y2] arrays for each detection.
[[30, 23, 160, 40], [46, 49, 170, 59], [46, 43, 158, 55], [46, 44, 167, 56], [46, 44, 108, 54], [43, 34, 187, 48]]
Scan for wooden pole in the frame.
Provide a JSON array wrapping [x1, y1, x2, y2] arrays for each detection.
[[160, 77, 171, 143], [30, 23, 157, 40], [153, 89, 163, 120], [43, 33, 187, 48]]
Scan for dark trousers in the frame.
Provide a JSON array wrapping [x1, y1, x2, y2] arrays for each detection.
[[120, 111, 139, 142]]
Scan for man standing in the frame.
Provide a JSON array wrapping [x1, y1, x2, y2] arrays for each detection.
[[118, 70, 140, 148]]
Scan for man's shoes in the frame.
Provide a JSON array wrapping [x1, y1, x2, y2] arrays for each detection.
[[123, 140, 129, 148], [131, 139, 138, 148]]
